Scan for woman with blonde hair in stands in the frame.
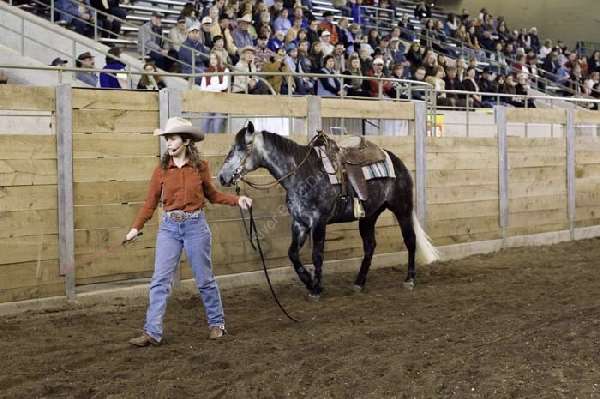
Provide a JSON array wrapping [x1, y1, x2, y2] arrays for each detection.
[[199, 52, 229, 133]]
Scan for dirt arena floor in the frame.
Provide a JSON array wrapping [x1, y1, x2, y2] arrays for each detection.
[[2, 238, 600, 399]]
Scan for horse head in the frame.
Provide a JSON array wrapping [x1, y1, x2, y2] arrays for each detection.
[[217, 121, 261, 187]]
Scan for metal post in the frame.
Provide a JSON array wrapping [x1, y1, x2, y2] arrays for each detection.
[[466, 93, 470, 137], [94, 16, 98, 41], [51, 0, 55, 23], [21, 18, 25, 56], [306, 95, 322, 139], [524, 95, 529, 137], [378, 79, 383, 135], [566, 109, 576, 240], [287, 75, 293, 135], [496, 106, 508, 242], [191, 50, 196, 89], [55, 84, 76, 300], [414, 101, 427, 226]]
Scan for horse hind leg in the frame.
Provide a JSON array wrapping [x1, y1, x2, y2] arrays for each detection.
[[353, 207, 385, 291], [392, 209, 417, 289], [288, 220, 313, 291]]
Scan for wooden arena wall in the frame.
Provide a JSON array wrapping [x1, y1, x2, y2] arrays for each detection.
[[1, 86, 599, 303]]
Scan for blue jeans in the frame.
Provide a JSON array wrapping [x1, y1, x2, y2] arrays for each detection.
[[144, 212, 224, 341]]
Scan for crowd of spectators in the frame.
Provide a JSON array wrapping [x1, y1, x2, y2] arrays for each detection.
[[45, 0, 600, 108]]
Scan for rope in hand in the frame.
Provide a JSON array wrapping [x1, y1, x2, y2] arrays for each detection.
[[237, 185, 299, 322]]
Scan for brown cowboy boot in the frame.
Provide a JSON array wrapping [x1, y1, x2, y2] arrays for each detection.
[[129, 333, 160, 347], [208, 326, 227, 340]]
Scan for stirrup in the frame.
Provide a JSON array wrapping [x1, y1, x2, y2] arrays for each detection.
[[353, 198, 365, 219]]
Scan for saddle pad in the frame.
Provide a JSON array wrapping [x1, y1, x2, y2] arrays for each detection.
[[314, 146, 397, 185]]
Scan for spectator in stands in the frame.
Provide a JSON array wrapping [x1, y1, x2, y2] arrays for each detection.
[[342, 54, 368, 97], [212, 36, 231, 66], [423, 53, 438, 77], [539, 39, 553, 60], [255, 35, 273, 71], [411, 65, 428, 100], [319, 11, 338, 44], [414, 1, 432, 20], [75, 52, 98, 87], [291, 6, 308, 30], [70, 0, 94, 38], [217, 14, 237, 60], [478, 67, 498, 107], [138, 12, 170, 71], [320, 30, 334, 56], [543, 48, 561, 77], [179, 22, 210, 82], [529, 27, 541, 53], [336, 17, 351, 49], [169, 18, 188, 53], [233, 46, 270, 94], [317, 55, 341, 96], [515, 72, 535, 107], [333, 43, 346, 73], [406, 42, 422, 72], [137, 62, 166, 90], [201, 17, 214, 48], [589, 51, 600, 73], [480, 30, 495, 52], [263, 48, 290, 94], [180, 3, 199, 29], [50, 57, 68, 67], [367, 57, 392, 98], [310, 41, 325, 73], [268, 30, 286, 52], [445, 13, 458, 37], [384, 37, 403, 66], [461, 66, 482, 107], [307, 18, 320, 45], [200, 52, 229, 133], [426, 66, 453, 106], [0, 70, 8, 84], [90, 0, 126, 38], [367, 29, 380, 51], [233, 14, 254, 49], [273, 8, 291, 35], [100, 47, 127, 89]]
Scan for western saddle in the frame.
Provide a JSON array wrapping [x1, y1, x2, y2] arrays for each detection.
[[315, 132, 387, 218]]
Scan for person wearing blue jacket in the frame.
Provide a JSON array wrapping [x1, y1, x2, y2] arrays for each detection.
[[99, 47, 127, 89], [178, 22, 210, 84]]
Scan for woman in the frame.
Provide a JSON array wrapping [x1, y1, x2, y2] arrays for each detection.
[[342, 54, 368, 97], [317, 54, 342, 96], [426, 65, 452, 106], [461, 66, 482, 108], [199, 52, 229, 133], [137, 62, 167, 90], [127, 117, 252, 346]]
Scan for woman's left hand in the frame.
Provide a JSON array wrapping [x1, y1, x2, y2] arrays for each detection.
[[238, 195, 253, 210]]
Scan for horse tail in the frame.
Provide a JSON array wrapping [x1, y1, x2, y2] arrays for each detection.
[[385, 150, 439, 264], [412, 212, 440, 264]]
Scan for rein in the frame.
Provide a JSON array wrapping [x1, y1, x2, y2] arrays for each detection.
[[236, 184, 299, 323]]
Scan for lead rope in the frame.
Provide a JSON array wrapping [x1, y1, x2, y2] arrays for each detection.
[[236, 185, 299, 322]]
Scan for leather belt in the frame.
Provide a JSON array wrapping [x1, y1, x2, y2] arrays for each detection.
[[164, 210, 202, 222]]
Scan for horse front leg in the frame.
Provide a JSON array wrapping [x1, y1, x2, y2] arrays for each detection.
[[309, 223, 326, 299], [288, 220, 313, 291]]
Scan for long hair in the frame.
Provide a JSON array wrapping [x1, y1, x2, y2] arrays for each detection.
[[160, 135, 205, 172]]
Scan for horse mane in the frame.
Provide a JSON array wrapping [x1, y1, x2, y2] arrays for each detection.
[[259, 131, 310, 162]]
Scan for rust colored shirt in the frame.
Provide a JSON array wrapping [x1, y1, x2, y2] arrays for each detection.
[[132, 159, 239, 230]]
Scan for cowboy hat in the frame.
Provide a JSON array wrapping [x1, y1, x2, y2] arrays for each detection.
[[153, 117, 204, 141], [238, 45, 257, 54]]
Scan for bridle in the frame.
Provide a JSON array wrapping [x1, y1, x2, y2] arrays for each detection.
[[232, 129, 323, 191]]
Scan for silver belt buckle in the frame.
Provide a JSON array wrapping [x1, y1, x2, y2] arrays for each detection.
[[169, 211, 186, 222]]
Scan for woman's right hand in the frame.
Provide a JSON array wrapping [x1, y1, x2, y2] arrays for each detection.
[[125, 228, 139, 242]]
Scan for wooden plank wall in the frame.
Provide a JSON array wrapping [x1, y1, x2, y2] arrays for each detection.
[[0, 86, 63, 302], [575, 136, 600, 228], [71, 89, 160, 285], [426, 137, 501, 245], [507, 137, 568, 236]]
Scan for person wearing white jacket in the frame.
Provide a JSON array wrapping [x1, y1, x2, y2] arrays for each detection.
[[199, 52, 229, 134]]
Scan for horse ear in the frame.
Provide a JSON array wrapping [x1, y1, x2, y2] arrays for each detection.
[[246, 121, 255, 134]]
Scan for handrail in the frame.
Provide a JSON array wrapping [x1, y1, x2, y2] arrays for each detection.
[[5, 0, 212, 73]]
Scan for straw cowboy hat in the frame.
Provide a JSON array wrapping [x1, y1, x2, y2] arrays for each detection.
[[153, 117, 205, 142], [237, 14, 252, 23]]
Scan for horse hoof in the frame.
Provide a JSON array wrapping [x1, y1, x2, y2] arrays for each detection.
[[307, 293, 321, 302], [403, 280, 415, 290], [352, 284, 364, 293]]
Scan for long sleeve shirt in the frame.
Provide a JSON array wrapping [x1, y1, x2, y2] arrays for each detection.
[[132, 159, 239, 230]]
